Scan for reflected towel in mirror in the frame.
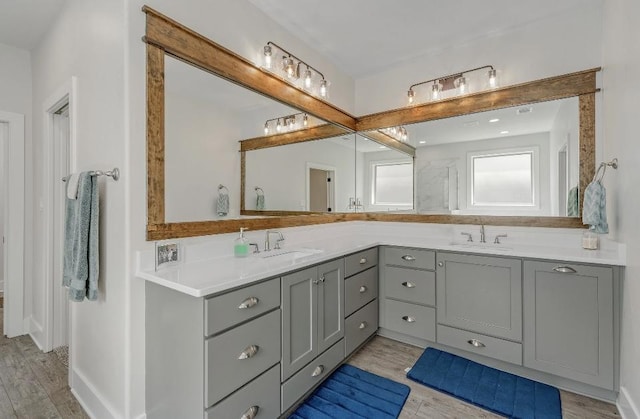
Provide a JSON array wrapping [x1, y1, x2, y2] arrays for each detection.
[[216, 192, 229, 216], [256, 194, 265, 210], [567, 186, 579, 217]]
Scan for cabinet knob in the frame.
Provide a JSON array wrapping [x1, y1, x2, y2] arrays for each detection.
[[238, 297, 259, 310], [401, 281, 416, 288], [359, 321, 368, 330], [553, 266, 577, 273], [359, 285, 367, 293], [319, 276, 325, 283], [437, 261, 444, 267], [311, 365, 325, 377], [467, 339, 486, 348], [238, 345, 260, 360], [402, 315, 416, 323], [359, 257, 367, 264], [401, 255, 416, 261], [240, 406, 259, 419], [312, 279, 319, 285]]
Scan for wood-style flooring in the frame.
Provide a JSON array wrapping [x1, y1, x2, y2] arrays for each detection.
[[349, 336, 620, 419], [0, 306, 88, 419]]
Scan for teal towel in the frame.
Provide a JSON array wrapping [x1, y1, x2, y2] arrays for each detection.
[[63, 172, 99, 301], [567, 186, 579, 217], [216, 192, 229, 216], [582, 180, 608, 234], [256, 194, 265, 210]]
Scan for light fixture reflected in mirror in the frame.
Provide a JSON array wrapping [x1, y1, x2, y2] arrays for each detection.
[[407, 65, 498, 105], [380, 125, 409, 142], [263, 112, 310, 135], [262, 41, 329, 99]]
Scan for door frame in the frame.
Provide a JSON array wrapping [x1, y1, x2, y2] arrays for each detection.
[[0, 111, 25, 338], [305, 162, 336, 212], [41, 78, 77, 354]]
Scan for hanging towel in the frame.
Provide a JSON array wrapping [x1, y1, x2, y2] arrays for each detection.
[[66, 173, 81, 199], [256, 194, 265, 210], [216, 192, 229, 216], [63, 172, 100, 301], [582, 180, 608, 234], [567, 186, 579, 217]]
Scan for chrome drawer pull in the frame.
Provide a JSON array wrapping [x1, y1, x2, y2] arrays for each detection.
[[467, 339, 486, 348], [312, 365, 325, 377], [359, 257, 367, 264], [238, 345, 260, 360], [240, 406, 259, 419], [401, 281, 416, 288], [402, 316, 416, 323], [553, 266, 577, 274], [359, 321, 368, 330], [238, 297, 259, 309], [401, 255, 415, 261], [359, 285, 367, 293]]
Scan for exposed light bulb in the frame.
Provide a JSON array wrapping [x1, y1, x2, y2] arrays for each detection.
[[264, 122, 269, 135], [488, 68, 497, 88], [431, 82, 440, 100], [401, 127, 408, 141], [407, 89, 415, 104], [283, 57, 295, 78], [276, 119, 282, 132], [303, 114, 308, 127], [263, 45, 272, 69], [457, 76, 467, 94], [304, 68, 312, 88], [319, 79, 328, 97]]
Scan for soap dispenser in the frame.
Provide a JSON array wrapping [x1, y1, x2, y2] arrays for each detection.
[[234, 227, 250, 257]]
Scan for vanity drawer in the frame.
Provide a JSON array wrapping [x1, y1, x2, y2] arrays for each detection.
[[205, 278, 280, 337], [384, 247, 435, 271], [345, 266, 378, 316], [385, 266, 435, 306], [345, 300, 379, 356], [281, 339, 345, 414], [345, 248, 378, 277], [384, 299, 436, 341], [205, 309, 281, 408], [205, 364, 280, 419], [437, 324, 522, 366]]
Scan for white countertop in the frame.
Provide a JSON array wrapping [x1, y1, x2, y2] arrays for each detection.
[[137, 222, 625, 298]]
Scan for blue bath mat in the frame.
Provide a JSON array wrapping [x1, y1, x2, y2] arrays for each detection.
[[407, 348, 561, 419], [289, 364, 410, 419]]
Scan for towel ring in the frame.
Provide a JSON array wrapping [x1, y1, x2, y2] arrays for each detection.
[[255, 187, 264, 196], [218, 184, 229, 193], [593, 158, 618, 182]]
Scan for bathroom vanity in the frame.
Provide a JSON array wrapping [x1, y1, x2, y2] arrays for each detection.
[[139, 223, 624, 419]]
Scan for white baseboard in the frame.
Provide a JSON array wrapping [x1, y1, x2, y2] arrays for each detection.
[[28, 316, 45, 350], [71, 367, 120, 419], [618, 386, 640, 419], [133, 414, 147, 419]]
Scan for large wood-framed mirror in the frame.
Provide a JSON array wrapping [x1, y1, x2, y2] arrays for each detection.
[[143, 6, 598, 240]]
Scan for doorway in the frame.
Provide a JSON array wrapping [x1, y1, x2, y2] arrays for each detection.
[[306, 163, 335, 212]]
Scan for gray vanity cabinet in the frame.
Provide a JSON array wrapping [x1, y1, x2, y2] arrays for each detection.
[[436, 252, 522, 342], [523, 261, 616, 390], [281, 259, 344, 381]]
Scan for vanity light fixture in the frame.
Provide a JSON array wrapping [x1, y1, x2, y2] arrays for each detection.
[[262, 41, 329, 99], [406, 65, 497, 105], [263, 113, 309, 135]]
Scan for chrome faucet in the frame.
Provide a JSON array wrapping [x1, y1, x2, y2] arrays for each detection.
[[264, 230, 284, 251], [480, 225, 486, 243]]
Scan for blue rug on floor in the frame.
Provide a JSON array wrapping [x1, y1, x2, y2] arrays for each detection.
[[289, 364, 410, 419], [407, 348, 561, 419]]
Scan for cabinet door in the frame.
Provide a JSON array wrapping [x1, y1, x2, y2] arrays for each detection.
[[437, 252, 522, 341], [282, 266, 318, 380], [317, 259, 345, 353], [523, 261, 614, 389]]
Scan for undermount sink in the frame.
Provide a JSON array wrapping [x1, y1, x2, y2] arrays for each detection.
[[449, 242, 513, 251], [258, 247, 324, 260]]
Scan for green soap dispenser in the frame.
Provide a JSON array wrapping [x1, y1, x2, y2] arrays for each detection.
[[234, 227, 249, 257]]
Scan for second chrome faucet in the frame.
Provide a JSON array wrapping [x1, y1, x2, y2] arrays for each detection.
[[264, 230, 285, 251]]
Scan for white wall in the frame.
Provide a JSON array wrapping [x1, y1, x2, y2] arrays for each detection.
[[0, 42, 32, 317], [355, 4, 603, 115], [602, 0, 640, 417], [245, 139, 356, 212], [415, 133, 551, 216], [31, 0, 127, 417]]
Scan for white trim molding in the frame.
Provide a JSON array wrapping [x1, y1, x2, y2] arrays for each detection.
[[71, 367, 119, 419], [618, 386, 640, 419]]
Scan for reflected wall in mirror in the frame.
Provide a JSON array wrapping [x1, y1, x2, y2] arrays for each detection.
[[164, 55, 329, 222], [407, 97, 580, 217], [244, 134, 356, 213]]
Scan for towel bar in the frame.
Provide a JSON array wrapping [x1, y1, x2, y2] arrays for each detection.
[[62, 168, 120, 182]]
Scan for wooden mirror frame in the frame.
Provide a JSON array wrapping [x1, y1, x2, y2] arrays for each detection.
[[144, 6, 599, 240]]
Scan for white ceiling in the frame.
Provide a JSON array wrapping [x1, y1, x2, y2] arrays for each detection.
[[248, 0, 601, 77], [0, 0, 66, 50]]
